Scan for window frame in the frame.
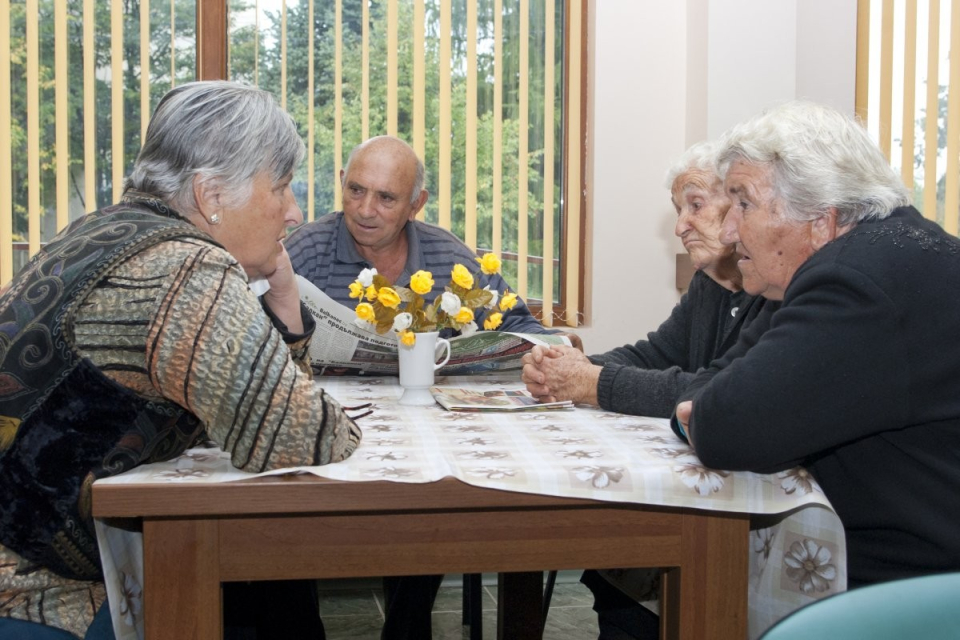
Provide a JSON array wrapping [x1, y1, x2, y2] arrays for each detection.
[[195, 0, 587, 326]]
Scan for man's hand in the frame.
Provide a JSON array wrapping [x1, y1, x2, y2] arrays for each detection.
[[521, 345, 600, 406], [676, 401, 694, 445], [555, 331, 584, 352]]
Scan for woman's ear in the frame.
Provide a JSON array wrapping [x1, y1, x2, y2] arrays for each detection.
[[811, 207, 852, 251], [192, 175, 222, 220]]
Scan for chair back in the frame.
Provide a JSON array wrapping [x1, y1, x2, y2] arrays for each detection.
[[759, 572, 960, 640]]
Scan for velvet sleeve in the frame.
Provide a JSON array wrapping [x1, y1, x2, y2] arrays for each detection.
[[682, 261, 907, 472], [589, 274, 701, 416], [480, 272, 558, 335]]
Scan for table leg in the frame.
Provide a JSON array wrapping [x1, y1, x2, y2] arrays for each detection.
[[497, 571, 544, 639], [661, 511, 749, 640], [143, 518, 221, 640]]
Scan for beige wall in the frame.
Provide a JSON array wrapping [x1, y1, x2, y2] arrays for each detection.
[[575, 0, 857, 354]]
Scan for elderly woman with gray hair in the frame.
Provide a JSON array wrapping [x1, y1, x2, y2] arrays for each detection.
[[676, 101, 960, 594], [523, 140, 778, 639], [0, 81, 362, 639], [522, 140, 775, 417]]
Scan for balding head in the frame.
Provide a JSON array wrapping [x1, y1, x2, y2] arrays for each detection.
[[343, 136, 426, 205]]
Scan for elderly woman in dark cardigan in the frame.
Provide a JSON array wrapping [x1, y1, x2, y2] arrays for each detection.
[[0, 82, 362, 639], [521, 140, 777, 639]]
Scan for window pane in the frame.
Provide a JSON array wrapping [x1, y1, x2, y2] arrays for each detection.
[[1, 0, 196, 277], [226, 0, 567, 305]]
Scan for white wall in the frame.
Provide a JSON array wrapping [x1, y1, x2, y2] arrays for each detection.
[[575, 0, 857, 354], [577, 1, 688, 353]]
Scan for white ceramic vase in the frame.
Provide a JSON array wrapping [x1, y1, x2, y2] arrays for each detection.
[[397, 331, 452, 406]]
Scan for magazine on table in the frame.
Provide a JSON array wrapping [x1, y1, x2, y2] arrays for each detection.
[[296, 275, 570, 376], [430, 386, 574, 412]]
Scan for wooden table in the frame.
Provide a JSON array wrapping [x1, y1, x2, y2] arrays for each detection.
[[93, 473, 749, 640]]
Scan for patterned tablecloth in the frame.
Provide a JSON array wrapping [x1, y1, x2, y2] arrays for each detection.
[[95, 375, 846, 640]]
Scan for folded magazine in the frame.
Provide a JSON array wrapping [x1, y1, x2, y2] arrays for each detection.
[[430, 386, 574, 412]]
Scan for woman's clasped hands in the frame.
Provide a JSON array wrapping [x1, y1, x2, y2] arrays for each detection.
[[521, 344, 602, 407]]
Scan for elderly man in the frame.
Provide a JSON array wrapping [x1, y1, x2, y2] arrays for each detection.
[[287, 135, 567, 639], [675, 101, 960, 593], [286, 135, 551, 335]]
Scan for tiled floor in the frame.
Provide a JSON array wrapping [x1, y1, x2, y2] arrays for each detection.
[[318, 573, 600, 640]]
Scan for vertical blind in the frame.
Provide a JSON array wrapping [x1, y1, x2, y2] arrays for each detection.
[[226, 0, 585, 325], [0, 0, 197, 284], [0, 0, 585, 328], [857, 0, 960, 235]]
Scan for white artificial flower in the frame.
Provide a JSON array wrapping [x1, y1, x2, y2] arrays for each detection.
[[460, 321, 478, 337], [357, 268, 378, 287], [354, 317, 374, 329], [392, 312, 413, 332], [483, 285, 499, 309], [440, 291, 461, 315]]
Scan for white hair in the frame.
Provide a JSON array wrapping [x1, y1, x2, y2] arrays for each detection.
[[664, 140, 722, 191], [718, 100, 910, 226], [125, 80, 305, 214]]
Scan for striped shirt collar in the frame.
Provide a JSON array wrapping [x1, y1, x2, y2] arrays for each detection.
[[333, 212, 425, 283]]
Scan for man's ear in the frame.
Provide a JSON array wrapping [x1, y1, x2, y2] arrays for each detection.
[[192, 175, 221, 218], [409, 189, 429, 219], [811, 207, 850, 251]]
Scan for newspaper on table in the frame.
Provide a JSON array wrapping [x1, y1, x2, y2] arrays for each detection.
[[297, 275, 570, 376], [430, 386, 574, 412]]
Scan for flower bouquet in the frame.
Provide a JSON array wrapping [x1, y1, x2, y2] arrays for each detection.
[[349, 252, 519, 345]]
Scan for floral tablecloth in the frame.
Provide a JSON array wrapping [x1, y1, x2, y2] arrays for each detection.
[[95, 375, 846, 640]]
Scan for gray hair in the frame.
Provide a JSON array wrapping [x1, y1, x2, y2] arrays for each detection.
[[125, 80, 305, 213], [718, 100, 909, 226], [664, 140, 722, 191], [343, 136, 426, 204]]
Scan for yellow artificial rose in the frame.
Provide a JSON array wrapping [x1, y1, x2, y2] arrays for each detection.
[[483, 312, 503, 330], [378, 287, 401, 309], [454, 307, 474, 324], [477, 253, 501, 275], [365, 285, 378, 301], [499, 291, 518, 311], [348, 281, 365, 299], [399, 330, 416, 346], [355, 302, 376, 323], [409, 270, 434, 295], [451, 264, 474, 289]]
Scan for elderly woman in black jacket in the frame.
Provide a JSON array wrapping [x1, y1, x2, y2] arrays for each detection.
[[522, 140, 774, 416], [522, 140, 777, 639]]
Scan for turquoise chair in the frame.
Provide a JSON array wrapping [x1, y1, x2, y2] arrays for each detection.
[[759, 572, 960, 639]]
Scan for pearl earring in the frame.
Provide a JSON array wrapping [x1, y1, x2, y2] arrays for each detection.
[[209, 213, 221, 225]]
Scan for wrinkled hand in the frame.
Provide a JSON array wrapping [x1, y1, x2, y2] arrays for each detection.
[[521, 345, 562, 401], [262, 245, 304, 334], [521, 345, 600, 406], [676, 401, 694, 445]]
